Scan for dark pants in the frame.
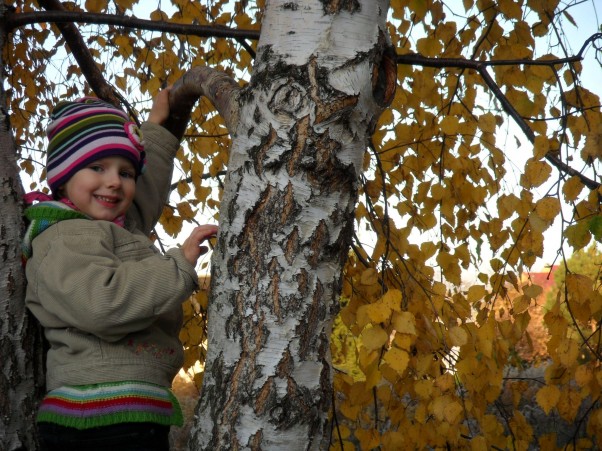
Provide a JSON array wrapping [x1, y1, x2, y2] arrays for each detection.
[[37, 422, 170, 451]]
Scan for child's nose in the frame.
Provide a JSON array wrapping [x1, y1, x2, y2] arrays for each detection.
[[105, 170, 121, 188]]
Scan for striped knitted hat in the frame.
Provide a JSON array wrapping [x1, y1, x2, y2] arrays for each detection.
[[46, 97, 146, 194]]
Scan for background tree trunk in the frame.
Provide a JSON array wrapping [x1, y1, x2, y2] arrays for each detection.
[[190, 1, 394, 449], [0, 6, 45, 451]]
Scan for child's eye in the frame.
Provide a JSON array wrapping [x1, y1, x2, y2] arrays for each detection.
[[120, 170, 135, 179], [88, 165, 103, 172]]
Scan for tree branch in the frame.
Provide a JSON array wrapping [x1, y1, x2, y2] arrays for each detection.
[[36, 0, 118, 105], [396, 34, 602, 190], [8, 7, 254, 131], [167, 66, 241, 140], [6, 10, 260, 41], [395, 33, 602, 68], [478, 67, 600, 190]]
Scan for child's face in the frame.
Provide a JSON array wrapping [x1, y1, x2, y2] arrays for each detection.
[[62, 156, 136, 221]]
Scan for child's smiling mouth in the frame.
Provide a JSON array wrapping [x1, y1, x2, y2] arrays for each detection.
[[95, 195, 120, 205]]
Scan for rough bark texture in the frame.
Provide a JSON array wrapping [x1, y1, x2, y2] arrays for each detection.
[[190, 1, 393, 449], [0, 6, 45, 450]]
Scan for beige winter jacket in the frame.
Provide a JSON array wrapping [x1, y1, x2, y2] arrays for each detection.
[[25, 123, 199, 391]]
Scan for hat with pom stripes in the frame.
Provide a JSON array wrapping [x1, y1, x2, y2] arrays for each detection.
[[46, 97, 146, 194]]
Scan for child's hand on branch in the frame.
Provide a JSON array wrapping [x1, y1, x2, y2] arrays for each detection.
[[182, 225, 218, 266], [148, 87, 171, 125]]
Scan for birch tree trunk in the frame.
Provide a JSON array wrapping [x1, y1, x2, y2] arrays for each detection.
[[190, 1, 394, 449], [0, 6, 45, 450]]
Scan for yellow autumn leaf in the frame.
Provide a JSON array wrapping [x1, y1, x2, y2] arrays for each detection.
[[565, 274, 592, 303], [565, 222, 591, 250], [392, 311, 416, 335], [536, 385, 560, 414], [150, 8, 168, 21], [361, 326, 389, 350], [160, 206, 183, 236], [431, 395, 451, 422], [338, 441, 357, 451], [434, 373, 455, 392], [535, 197, 560, 222], [382, 431, 406, 450], [479, 113, 497, 133], [383, 347, 409, 374], [523, 284, 543, 299], [443, 400, 463, 424], [521, 159, 552, 188], [115, 75, 127, 92], [574, 365, 593, 386], [193, 290, 209, 310], [414, 380, 432, 399], [381, 289, 402, 312], [513, 295, 530, 314], [448, 326, 468, 347], [466, 285, 487, 303], [114, 35, 132, 53], [470, 436, 488, 451], [85, 0, 108, 12], [358, 303, 390, 325], [191, 159, 205, 185], [355, 429, 380, 450], [176, 202, 195, 221], [563, 176, 584, 202], [416, 37, 443, 57], [176, 181, 190, 198], [360, 268, 379, 285], [558, 338, 580, 367], [20, 160, 34, 175], [440, 115, 460, 135], [533, 135, 550, 159]]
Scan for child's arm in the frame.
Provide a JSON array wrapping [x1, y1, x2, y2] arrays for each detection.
[[128, 89, 180, 234], [147, 87, 171, 125]]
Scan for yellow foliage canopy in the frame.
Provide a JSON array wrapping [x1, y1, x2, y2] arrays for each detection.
[[7, 0, 602, 448]]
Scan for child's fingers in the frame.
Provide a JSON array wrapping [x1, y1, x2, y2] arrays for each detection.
[[194, 225, 218, 243]]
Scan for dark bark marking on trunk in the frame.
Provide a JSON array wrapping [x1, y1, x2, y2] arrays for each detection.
[[297, 268, 309, 297], [371, 34, 397, 108], [268, 257, 281, 321], [308, 58, 358, 125], [201, 354, 230, 450], [253, 47, 310, 93], [270, 82, 308, 118], [308, 220, 329, 268], [310, 133, 357, 194], [284, 226, 300, 265], [221, 309, 268, 447], [253, 125, 279, 175], [321, 0, 361, 14], [282, 2, 299, 11], [225, 291, 245, 341], [280, 182, 296, 225], [254, 376, 275, 415], [248, 429, 263, 450], [287, 116, 310, 177], [236, 184, 277, 274], [226, 168, 244, 229], [298, 280, 325, 360], [277, 348, 293, 376]]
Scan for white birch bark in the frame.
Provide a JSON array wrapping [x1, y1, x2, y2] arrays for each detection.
[[190, 1, 394, 449]]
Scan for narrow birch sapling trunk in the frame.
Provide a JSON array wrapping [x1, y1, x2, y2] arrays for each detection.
[[188, 1, 395, 448], [0, 5, 46, 450]]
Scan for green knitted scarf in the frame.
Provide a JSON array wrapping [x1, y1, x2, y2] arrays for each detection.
[[22, 201, 88, 263]]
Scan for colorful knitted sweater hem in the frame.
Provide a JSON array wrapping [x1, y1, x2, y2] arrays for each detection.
[[37, 381, 183, 430]]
